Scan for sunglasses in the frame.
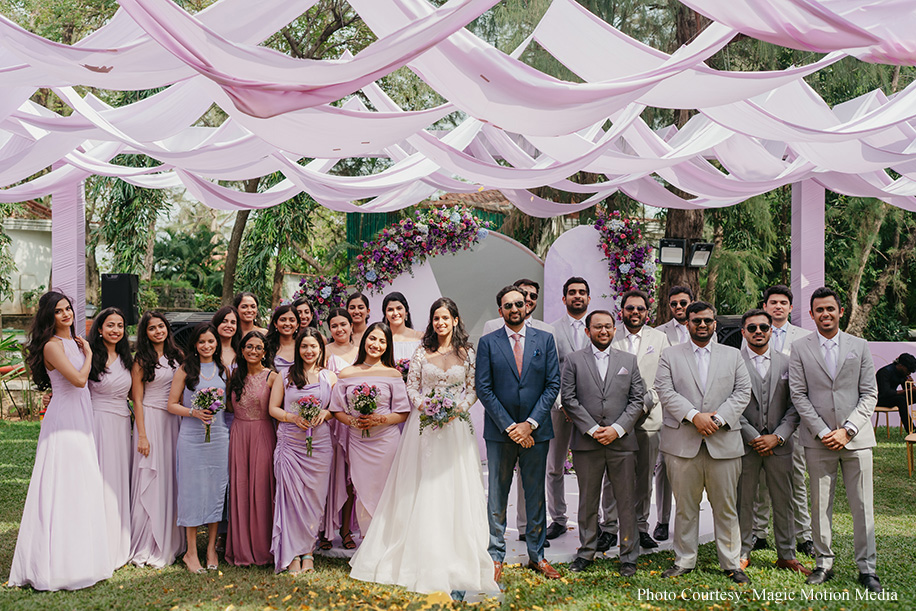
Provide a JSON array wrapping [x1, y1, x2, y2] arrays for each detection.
[[624, 305, 647, 312], [502, 300, 526, 311], [669, 299, 690, 308], [526, 293, 538, 301], [745, 323, 771, 333], [689, 317, 715, 326]]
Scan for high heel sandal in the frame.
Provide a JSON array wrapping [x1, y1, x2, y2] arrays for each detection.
[[300, 553, 315, 573], [341, 531, 356, 550], [317, 533, 332, 551]]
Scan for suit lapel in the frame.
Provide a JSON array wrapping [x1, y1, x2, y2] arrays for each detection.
[[520, 328, 537, 381], [682, 342, 704, 395], [806, 333, 832, 380], [582, 349, 604, 390], [835, 331, 852, 375], [768, 351, 783, 403], [494, 331, 520, 381], [604, 352, 623, 392]]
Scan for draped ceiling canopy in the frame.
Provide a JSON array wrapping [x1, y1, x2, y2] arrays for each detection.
[[3, 0, 916, 216]]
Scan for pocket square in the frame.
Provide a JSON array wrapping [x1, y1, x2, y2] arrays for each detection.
[[781, 371, 789, 380], [845, 352, 857, 360], [646, 346, 655, 354], [617, 367, 629, 376]]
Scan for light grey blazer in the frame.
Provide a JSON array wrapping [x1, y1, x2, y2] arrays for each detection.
[[787, 331, 878, 451], [655, 318, 717, 346], [482, 317, 554, 336], [655, 341, 751, 459], [561, 347, 646, 453], [739, 346, 800, 455], [741, 321, 811, 356], [611, 324, 670, 431]]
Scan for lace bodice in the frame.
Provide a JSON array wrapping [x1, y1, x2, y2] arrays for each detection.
[[406, 347, 476, 411]]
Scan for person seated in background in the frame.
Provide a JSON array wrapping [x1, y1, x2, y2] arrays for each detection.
[[875, 353, 916, 433]]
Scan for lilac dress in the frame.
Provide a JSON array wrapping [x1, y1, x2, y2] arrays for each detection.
[[89, 358, 133, 571], [128, 356, 184, 567], [328, 374, 411, 532], [8, 338, 112, 590], [271, 369, 334, 572], [274, 355, 293, 376]]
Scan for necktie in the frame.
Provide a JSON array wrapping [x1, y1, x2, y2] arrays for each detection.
[[595, 351, 607, 381], [572, 320, 584, 351], [755, 354, 768, 378], [774, 327, 785, 353], [678, 324, 688, 344], [512, 333, 524, 376], [696, 348, 709, 390], [824, 339, 837, 378], [627, 333, 639, 355]]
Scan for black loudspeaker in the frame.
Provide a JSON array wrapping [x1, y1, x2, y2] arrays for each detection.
[[101, 273, 139, 325]]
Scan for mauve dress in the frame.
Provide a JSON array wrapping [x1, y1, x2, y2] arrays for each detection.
[[271, 369, 334, 572], [8, 338, 111, 591], [89, 357, 133, 572], [176, 362, 229, 527], [274, 355, 293, 376], [226, 369, 277, 566], [128, 356, 184, 567], [323, 354, 354, 538], [328, 375, 411, 532]]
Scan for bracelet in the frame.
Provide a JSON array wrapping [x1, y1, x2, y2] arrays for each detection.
[[188, 408, 193, 417]]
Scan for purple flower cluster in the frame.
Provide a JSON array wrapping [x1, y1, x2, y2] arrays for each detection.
[[292, 274, 348, 325], [354, 207, 491, 295], [594, 209, 658, 322]]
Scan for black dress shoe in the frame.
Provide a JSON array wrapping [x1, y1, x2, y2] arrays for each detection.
[[545, 522, 566, 540], [568, 557, 592, 573], [806, 567, 834, 585], [661, 565, 693, 578], [797, 540, 815, 558], [653, 523, 669, 541], [619, 562, 637, 577], [639, 532, 659, 549], [725, 569, 751, 584], [751, 536, 769, 550], [596, 531, 617, 552], [858, 573, 882, 593]]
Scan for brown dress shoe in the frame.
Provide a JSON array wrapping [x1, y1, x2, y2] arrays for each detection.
[[494, 561, 503, 583], [776, 558, 812, 576], [527, 559, 561, 579]]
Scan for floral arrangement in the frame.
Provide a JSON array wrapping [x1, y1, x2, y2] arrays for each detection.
[[395, 358, 411, 382], [348, 383, 380, 438], [354, 207, 491, 294], [418, 386, 472, 434], [594, 209, 658, 321], [295, 395, 323, 456], [192, 387, 225, 443], [292, 274, 348, 326]]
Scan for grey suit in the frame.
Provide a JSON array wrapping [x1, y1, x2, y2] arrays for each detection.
[[656, 341, 751, 570], [788, 331, 878, 574], [737, 347, 801, 560], [482, 316, 554, 336], [561, 346, 646, 563], [601, 325, 670, 536]]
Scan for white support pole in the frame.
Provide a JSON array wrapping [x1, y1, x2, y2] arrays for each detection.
[[790, 180, 825, 332], [51, 181, 87, 335]]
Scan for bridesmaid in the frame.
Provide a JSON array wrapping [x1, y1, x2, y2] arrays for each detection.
[[212, 305, 241, 371], [383, 292, 423, 378], [9, 292, 111, 590], [292, 296, 319, 330], [265, 305, 299, 375], [234, 292, 267, 336], [269, 328, 336, 574], [167, 323, 229, 574], [226, 331, 278, 566], [128, 312, 185, 568], [325, 308, 358, 371], [329, 322, 411, 533], [346, 292, 371, 346], [87, 307, 134, 572]]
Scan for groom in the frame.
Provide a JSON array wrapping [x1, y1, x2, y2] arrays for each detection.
[[477, 285, 561, 583]]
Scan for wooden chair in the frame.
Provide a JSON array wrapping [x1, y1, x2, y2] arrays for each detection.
[[873, 405, 900, 439], [904, 382, 916, 476]]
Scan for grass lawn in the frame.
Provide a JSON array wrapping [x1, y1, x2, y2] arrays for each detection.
[[1, 419, 914, 610]]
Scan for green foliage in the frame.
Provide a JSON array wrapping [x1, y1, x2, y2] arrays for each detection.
[[0, 204, 18, 304], [20, 285, 45, 310], [195, 293, 222, 311], [153, 225, 225, 297], [138, 284, 159, 314]]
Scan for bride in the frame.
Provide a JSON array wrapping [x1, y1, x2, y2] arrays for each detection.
[[348, 297, 498, 597]]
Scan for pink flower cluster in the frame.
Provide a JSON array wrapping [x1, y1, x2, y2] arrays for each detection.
[[594, 209, 658, 322], [292, 274, 348, 325], [294, 395, 323, 455]]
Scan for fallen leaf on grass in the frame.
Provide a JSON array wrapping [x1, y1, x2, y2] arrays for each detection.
[[282, 595, 292, 602]]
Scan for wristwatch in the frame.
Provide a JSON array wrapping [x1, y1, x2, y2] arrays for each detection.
[[844, 425, 856, 438], [775, 434, 785, 447], [712, 414, 725, 428]]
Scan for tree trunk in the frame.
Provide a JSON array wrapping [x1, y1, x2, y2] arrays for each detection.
[[844, 202, 887, 325], [85, 222, 100, 306], [221, 178, 260, 304], [704, 221, 724, 308], [845, 228, 916, 335], [140, 216, 157, 282], [271, 254, 285, 308]]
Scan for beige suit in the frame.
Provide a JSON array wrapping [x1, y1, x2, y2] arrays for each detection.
[[788, 331, 878, 573], [656, 341, 751, 570]]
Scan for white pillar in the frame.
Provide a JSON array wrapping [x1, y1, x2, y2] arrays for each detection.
[[790, 180, 825, 332], [51, 181, 86, 335]]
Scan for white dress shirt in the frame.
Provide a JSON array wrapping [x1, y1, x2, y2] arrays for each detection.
[[584, 344, 626, 440], [751, 346, 771, 378], [625, 328, 642, 355]]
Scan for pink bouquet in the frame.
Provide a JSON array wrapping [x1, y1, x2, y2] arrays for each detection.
[[295, 395, 323, 456], [396, 358, 410, 382], [192, 387, 225, 443], [348, 383, 380, 438], [418, 386, 471, 435]]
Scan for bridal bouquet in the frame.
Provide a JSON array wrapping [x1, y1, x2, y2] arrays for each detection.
[[418, 386, 472, 434], [296, 395, 323, 456], [349, 383, 380, 438], [395, 358, 410, 382], [192, 387, 225, 443]]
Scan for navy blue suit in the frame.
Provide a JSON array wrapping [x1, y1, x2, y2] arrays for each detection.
[[476, 325, 560, 564]]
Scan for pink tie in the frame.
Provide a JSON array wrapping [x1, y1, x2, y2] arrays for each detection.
[[512, 333, 524, 376]]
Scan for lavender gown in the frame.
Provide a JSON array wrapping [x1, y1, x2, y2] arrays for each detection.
[[8, 338, 112, 591], [271, 369, 334, 572], [328, 375, 411, 532], [89, 357, 133, 571], [128, 356, 184, 567], [274, 355, 293, 376]]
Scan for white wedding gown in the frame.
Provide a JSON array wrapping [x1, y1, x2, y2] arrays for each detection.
[[349, 347, 498, 595]]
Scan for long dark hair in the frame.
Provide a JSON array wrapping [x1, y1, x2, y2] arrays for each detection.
[[354, 322, 395, 369], [183, 323, 226, 391], [382, 291, 414, 329], [421, 297, 471, 357], [233, 291, 261, 326], [288, 328, 326, 390], [291, 296, 319, 329], [212, 305, 242, 355], [88, 307, 133, 382], [25, 291, 77, 391], [265, 304, 299, 364], [135, 311, 183, 383], [229, 331, 267, 401]]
